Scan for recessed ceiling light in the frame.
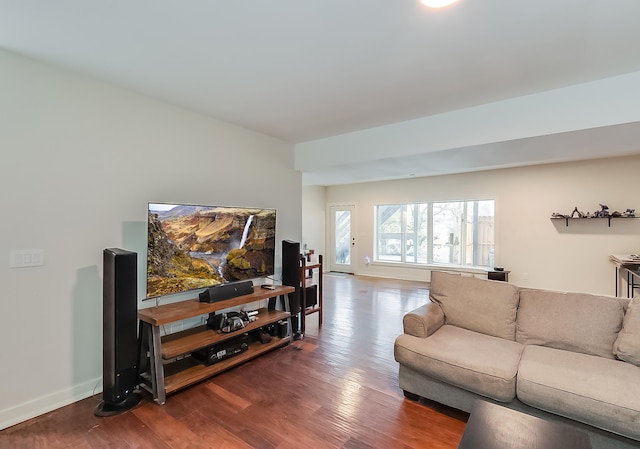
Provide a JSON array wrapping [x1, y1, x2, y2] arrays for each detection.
[[420, 0, 460, 8]]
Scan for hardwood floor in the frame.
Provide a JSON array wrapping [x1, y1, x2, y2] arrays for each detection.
[[2, 274, 468, 448]]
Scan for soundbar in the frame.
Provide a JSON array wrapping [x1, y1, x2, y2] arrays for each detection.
[[199, 280, 254, 303]]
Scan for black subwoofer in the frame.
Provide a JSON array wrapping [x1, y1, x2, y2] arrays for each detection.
[[95, 248, 141, 417]]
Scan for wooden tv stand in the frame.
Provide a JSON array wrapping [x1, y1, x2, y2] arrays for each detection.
[[137, 285, 294, 404]]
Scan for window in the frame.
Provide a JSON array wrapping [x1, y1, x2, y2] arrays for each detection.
[[374, 200, 494, 268], [375, 204, 430, 263], [376, 205, 403, 262]]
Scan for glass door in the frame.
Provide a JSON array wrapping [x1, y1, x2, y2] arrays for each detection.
[[329, 205, 356, 273]]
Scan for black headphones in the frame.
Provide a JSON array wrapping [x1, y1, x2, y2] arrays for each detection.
[[207, 311, 249, 333]]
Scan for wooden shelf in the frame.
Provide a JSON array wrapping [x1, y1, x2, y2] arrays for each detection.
[[161, 308, 289, 359], [550, 216, 637, 227], [138, 285, 294, 404], [163, 336, 290, 395], [304, 306, 321, 315], [300, 255, 323, 332], [303, 262, 322, 271], [139, 285, 294, 326]]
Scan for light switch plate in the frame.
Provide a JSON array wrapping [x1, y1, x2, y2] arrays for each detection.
[[10, 249, 45, 268]]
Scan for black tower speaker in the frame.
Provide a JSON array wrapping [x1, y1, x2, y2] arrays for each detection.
[[95, 248, 141, 417], [281, 240, 301, 335]]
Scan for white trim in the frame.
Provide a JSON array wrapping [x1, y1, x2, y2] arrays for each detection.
[[0, 377, 101, 430], [369, 261, 489, 274]]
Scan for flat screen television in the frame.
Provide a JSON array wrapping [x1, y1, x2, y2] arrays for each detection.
[[146, 202, 276, 299]]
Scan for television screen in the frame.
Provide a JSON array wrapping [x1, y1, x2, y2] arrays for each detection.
[[146, 203, 276, 299]]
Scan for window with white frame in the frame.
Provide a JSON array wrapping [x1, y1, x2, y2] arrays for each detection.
[[374, 200, 495, 267]]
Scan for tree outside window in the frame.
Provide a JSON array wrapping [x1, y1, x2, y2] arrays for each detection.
[[374, 200, 494, 268]]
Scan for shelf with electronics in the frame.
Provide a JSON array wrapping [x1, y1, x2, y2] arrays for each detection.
[[550, 204, 637, 227], [137, 285, 294, 404]]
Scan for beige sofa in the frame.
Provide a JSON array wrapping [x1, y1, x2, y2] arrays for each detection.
[[394, 271, 640, 449]]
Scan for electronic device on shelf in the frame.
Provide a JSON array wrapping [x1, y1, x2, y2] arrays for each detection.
[[207, 311, 250, 332], [198, 280, 254, 303], [251, 328, 273, 344], [221, 316, 245, 333], [277, 320, 289, 338], [207, 313, 225, 330], [145, 202, 276, 300], [191, 333, 249, 366]]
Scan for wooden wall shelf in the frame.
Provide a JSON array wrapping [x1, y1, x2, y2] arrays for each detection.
[[550, 216, 637, 227]]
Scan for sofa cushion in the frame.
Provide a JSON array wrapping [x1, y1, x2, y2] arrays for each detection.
[[614, 297, 640, 366], [517, 345, 640, 441], [394, 325, 524, 402], [429, 271, 519, 340], [516, 289, 625, 359]]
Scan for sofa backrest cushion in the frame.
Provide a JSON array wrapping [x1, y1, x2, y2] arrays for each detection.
[[429, 271, 519, 340], [613, 297, 640, 366], [516, 289, 626, 359]]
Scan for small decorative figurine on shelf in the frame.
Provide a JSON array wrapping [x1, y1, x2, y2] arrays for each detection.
[[609, 208, 636, 218], [593, 204, 610, 218], [570, 206, 585, 218]]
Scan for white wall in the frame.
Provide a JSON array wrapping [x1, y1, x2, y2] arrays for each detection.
[[325, 155, 640, 294], [302, 186, 326, 258], [0, 50, 301, 429], [296, 70, 640, 171]]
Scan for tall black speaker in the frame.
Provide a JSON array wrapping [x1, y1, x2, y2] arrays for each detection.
[[281, 240, 302, 335], [95, 248, 141, 417]]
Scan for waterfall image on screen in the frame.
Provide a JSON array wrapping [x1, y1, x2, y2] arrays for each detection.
[[146, 203, 276, 299]]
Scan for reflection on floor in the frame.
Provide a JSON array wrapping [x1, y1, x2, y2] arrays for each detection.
[[3, 274, 468, 449]]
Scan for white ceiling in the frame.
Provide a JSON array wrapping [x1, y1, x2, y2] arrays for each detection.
[[2, 0, 640, 184]]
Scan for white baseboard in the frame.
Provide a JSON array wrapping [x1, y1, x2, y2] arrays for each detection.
[[0, 377, 102, 430]]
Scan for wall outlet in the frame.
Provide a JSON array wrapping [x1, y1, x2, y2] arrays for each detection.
[[523, 272, 529, 280]]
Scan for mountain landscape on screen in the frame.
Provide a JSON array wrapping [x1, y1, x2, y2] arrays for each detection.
[[146, 204, 276, 298]]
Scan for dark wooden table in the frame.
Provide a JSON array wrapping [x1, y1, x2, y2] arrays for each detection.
[[458, 400, 592, 449]]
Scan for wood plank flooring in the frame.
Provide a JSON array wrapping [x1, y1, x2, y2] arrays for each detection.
[[2, 274, 467, 448]]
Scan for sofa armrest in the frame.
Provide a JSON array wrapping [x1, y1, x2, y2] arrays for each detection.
[[403, 302, 445, 338]]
